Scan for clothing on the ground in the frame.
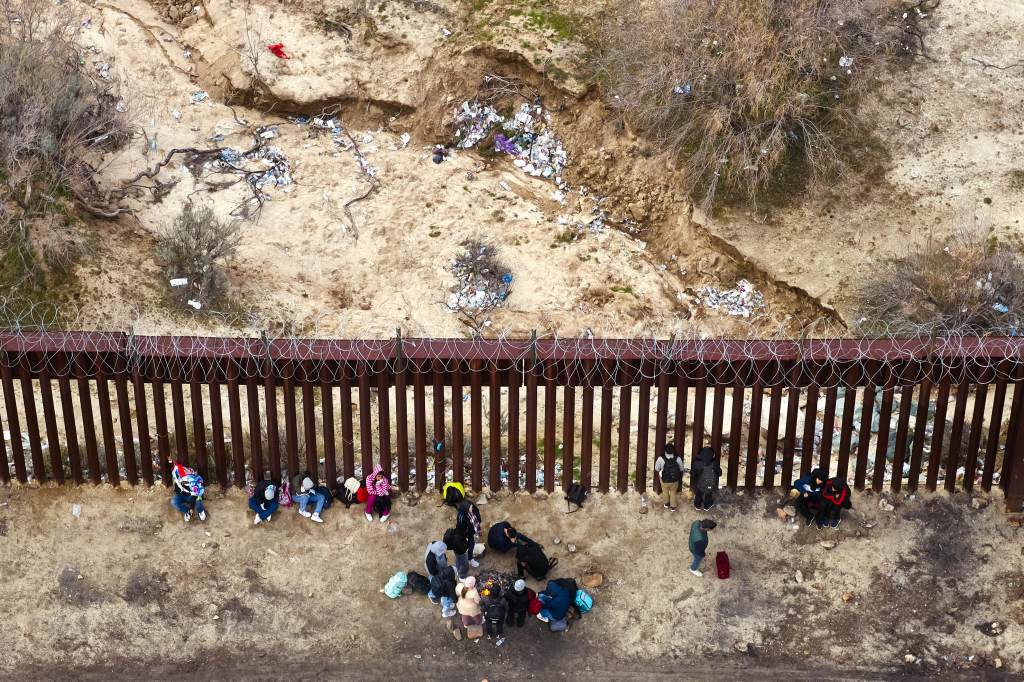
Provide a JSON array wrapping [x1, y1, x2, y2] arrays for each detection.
[[248, 495, 278, 520], [661, 480, 680, 508]]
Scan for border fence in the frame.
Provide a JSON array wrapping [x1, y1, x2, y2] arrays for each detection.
[[2, 332, 1024, 511]]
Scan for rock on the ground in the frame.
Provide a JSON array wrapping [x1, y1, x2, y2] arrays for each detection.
[[842, 591, 854, 603], [582, 573, 604, 588], [971, 497, 988, 510], [819, 541, 837, 550], [795, 570, 804, 584], [879, 499, 895, 512]]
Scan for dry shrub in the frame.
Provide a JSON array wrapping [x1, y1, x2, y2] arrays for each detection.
[[593, 0, 933, 210], [0, 0, 130, 291], [156, 204, 240, 307], [853, 217, 1024, 335]]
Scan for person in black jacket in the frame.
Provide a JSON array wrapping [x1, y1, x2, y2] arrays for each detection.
[[692, 447, 722, 511], [483, 594, 507, 640], [487, 521, 533, 553], [429, 565, 458, 618], [249, 478, 279, 525], [456, 500, 482, 569], [445, 527, 472, 579], [817, 477, 853, 529], [505, 579, 530, 627]]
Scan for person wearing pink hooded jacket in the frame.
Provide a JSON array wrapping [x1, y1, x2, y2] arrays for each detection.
[[364, 464, 392, 523]]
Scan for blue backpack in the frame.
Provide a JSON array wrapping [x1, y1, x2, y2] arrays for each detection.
[[575, 589, 593, 614]]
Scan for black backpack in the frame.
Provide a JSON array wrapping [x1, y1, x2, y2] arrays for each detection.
[[517, 541, 558, 580], [553, 577, 578, 596], [565, 483, 588, 513], [661, 456, 682, 483], [314, 485, 333, 509], [407, 571, 431, 595], [697, 463, 717, 493]]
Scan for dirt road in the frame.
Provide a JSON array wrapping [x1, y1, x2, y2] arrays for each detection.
[[0, 484, 1020, 679]]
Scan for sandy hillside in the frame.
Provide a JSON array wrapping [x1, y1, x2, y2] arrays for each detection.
[[700, 0, 1024, 325], [42, 0, 828, 339], [0, 483, 1021, 678]]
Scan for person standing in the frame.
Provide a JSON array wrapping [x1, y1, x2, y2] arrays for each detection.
[[168, 455, 206, 522], [444, 526, 472, 579], [505, 579, 530, 628], [290, 471, 325, 523], [455, 576, 483, 630], [430, 565, 458, 619], [692, 447, 721, 511], [364, 464, 391, 523], [250, 478, 279, 525], [654, 442, 685, 511], [688, 518, 717, 577], [425, 541, 449, 604], [456, 499, 481, 569], [483, 594, 507, 641]]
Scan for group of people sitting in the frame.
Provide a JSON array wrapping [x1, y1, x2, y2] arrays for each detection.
[[790, 468, 853, 529], [420, 482, 589, 642], [165, 452, 395, 527]]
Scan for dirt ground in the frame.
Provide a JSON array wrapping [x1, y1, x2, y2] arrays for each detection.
[[1, 483, 1021, 679]]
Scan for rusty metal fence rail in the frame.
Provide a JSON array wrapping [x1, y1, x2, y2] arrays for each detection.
[[2, 332, 1024, 511]]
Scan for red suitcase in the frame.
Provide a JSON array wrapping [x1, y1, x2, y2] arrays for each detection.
[[716, 551, 730, 579]]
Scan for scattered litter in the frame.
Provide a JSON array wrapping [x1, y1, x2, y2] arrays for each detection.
[[94, 61, 111, 81], [446, 240, 512, 312], [672, 82, 692, 95], [454, 101, 568, 181], [794, 570, 804, 584], [187, 299, 202, 310], [839, 55, 854, 68], [695, 279, 765, 318], [441, 27, 452, 37], [169, 277, 188, 287], [71, 504, 81, 518], [432, 145, 448, 164], [259, 126, 279, 140], [116, 99, 128, 113], [190, 91, 209, 104], [499, 181, 511, 192], [400, 132, 411, 148], [172, 110, 182, 121], [993, 302, 1009, 314], [266, 43, 289, 59]]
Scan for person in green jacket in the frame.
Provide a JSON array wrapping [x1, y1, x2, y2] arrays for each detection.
[[688, 519, 717, 577]]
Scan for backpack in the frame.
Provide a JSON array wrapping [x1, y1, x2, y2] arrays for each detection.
[[278, 475, 292, 507], [553, 578, 578, 595], [661, 456, 682, 483], [407, 571, 431, 595], [443, 482, 465, 507], [574, 589, 594, 614], [565, 483, 588, 513], [517, 542, 558, 580], [527, 592, 542, 615], [697, 463, 717, 493], [716, 551, 730, 580], [383, 571, 407, 598], [314, 485, 333, 509]]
